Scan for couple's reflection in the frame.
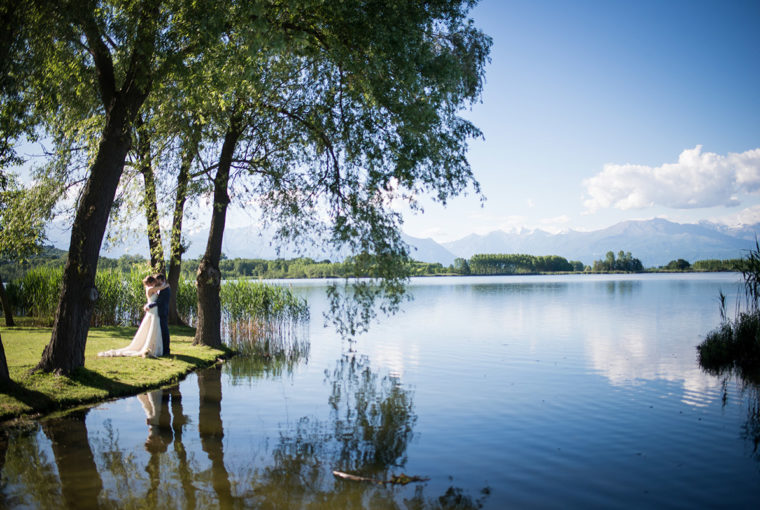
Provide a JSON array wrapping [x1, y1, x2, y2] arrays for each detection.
[[137, 364, 233, 509]]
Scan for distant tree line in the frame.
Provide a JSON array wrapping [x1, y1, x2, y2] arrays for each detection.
[[2, 246, 749, 284], [592, 251, 643, 272], [691, 259, 743, 272], [463, 254, 584, 275]]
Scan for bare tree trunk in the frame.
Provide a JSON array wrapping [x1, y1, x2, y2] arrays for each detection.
[[34, 5, 156, 375], [193, 115, 241, 348], [0, 275, 14, 326], [136, 116, 165, 274], [167, 135, 197, 326]]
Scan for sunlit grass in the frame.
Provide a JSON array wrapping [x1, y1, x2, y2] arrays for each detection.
[[0, 324, 230, 421]]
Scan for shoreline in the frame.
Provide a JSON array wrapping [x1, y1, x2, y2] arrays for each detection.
[[0, 324, 234, 425]]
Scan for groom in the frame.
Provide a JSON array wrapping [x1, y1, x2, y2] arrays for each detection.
[[144, 273, 171, 356]]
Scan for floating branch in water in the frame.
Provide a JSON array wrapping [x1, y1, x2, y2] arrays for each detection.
[[332, 470, 430, 485]]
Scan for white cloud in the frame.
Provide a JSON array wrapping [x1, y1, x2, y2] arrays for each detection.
[[710, 204, 760, 227], [583, 146, 760, 212]]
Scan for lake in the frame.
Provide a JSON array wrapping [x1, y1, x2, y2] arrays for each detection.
[[1, 273, 759, 508]]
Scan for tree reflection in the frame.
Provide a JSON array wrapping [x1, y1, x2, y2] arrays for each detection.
[[327, 353, 416, 472], [700, 363, 760, 463], [168, 383, 196, 509], [224, 346, 308, 384], [0, 355, 488, 509], [41, 409, 104, 509], [198, 364, 234, 509], [245, 353, 489, 509], [0, 424, 60, 508]]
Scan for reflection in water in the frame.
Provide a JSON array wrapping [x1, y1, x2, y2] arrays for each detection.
[[244, 353, 489, 509], [169, 384, 196, 508], [742, 387, 760, 461], [601, 280, 640, 295], [327, 353, 416, 471], [0, 424, 60, 508], [41, 409, 104, 510], [138, 389, 173, 507], [0, 355, 488, 509], [225, 341, 309, 384], [198, 365, 234, 509], [701, 365, 760, 463]]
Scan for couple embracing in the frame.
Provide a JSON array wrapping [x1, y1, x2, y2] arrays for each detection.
[[98, 273, 171, 358]]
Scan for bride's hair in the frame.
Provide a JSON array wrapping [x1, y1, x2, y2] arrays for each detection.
[[142, 275, 157, 287]]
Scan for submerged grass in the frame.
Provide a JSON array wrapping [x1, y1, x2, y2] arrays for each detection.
[[0, 324, 230, 422]]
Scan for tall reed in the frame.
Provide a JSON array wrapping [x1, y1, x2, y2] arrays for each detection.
[[218, 280, 310, 358], [7, 268, 310, 358], [698, 240, 760, 379], [7, 267, 63, 325]]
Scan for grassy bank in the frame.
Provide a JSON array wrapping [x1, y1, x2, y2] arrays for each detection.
[[0, 324, 231, 422]]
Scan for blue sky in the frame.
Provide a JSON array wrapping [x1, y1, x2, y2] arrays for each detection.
[[19, 0, 760, 250], [399, 0, 760, 242]]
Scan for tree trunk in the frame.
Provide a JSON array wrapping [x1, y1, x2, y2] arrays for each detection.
[[34, 105, 135, 375], [0, 332, 9, 383], [34, 4, 156, 375], [193, 116, 241, 348], [136, 116, 165, 274], [0, 275, 14, 327], [167, 136, 197, 326]]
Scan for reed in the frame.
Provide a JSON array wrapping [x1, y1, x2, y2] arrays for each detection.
[[6, 267, 63, 325], [6, 269, 310, 357], [698, 240, 760, 380], [218, 280, 310, 357]]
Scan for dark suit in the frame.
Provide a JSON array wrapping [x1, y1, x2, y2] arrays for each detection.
[[149, 286, 171, 355]]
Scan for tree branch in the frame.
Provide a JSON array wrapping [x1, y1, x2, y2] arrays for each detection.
[[79, 11, 116, 108]]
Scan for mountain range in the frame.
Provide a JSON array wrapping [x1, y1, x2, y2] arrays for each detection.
[[438, 218, 758, 267], [48, 218, 760, 268]]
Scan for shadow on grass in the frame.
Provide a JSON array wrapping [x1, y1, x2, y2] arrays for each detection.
[[70, 367, 140, 396], [0, 380, 57, 414], [171, 354, 213, 367]]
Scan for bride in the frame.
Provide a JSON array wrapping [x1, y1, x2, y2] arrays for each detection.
[[98, 275, 166, 358]]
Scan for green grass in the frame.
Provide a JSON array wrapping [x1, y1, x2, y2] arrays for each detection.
[[0, 323, 231, 422]]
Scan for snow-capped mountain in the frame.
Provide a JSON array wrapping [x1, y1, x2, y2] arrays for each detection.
[[47, 218, 759, 268]]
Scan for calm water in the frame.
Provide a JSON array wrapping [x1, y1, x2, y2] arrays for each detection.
[[2, 273, 759, 509]]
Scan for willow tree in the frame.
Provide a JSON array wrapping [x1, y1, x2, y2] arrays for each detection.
[[20, 1, 228, 375], [0, 175, 57, 381], [190, 0, 491, 347]]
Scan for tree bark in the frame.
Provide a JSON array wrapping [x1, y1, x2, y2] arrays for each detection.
[[34, 4, 157, 375], [34, 105, 134, 374], [0, 332, 9, 383], [167, 135, 197, 326], [136, 116, 165, 274], [0, 275, 14, 326], [193, 115, 242, 348]]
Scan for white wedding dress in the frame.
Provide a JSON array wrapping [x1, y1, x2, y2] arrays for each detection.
[[98, 292, 163, 358]]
